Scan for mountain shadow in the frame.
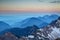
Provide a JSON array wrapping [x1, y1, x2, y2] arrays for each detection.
[[13, 17, 48, 28], [0, 25, 39, 38], [0, 21, 11, 32]]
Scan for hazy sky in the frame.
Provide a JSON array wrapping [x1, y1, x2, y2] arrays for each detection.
[[0, 0, 60, 25], [0, 0, 60, 12]]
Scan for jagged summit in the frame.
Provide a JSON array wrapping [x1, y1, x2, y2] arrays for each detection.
[[58, 17, 60, 20]]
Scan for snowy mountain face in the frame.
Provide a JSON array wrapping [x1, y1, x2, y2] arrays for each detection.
[[47, 17, 60, 40], [48, 27, 60, 40], [38, 17, 60, 40], [29, 17, 60, 40]]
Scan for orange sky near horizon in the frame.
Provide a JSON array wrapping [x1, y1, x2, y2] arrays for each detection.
[[0, 0, 60, 12]]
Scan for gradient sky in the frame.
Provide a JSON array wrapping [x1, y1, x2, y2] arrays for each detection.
[[0, 0, 60, 25], [0, 0, 60, 12]]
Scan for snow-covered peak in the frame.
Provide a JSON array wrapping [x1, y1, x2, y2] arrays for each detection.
[[28, 35, 34, 38]]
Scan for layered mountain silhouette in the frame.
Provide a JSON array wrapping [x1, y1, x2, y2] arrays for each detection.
[[13, 14, 59, 28], [0, 21, 11, 32], [14, 17, 48, 28], [0, 25, 39, 38], [50, 17, 60, 28], [0, 16, 60, 40], [38, 14, 59, 23]]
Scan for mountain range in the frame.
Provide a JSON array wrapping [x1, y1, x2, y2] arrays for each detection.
[[0, 16, 60, 40], [13, 14, 59, 28], [38, 14, 59, 23], [0, 25, 39, 38], [0, 14, 59, 32]]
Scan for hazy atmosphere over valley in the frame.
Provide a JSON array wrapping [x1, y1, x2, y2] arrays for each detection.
[[0, 0, 60, 40]]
